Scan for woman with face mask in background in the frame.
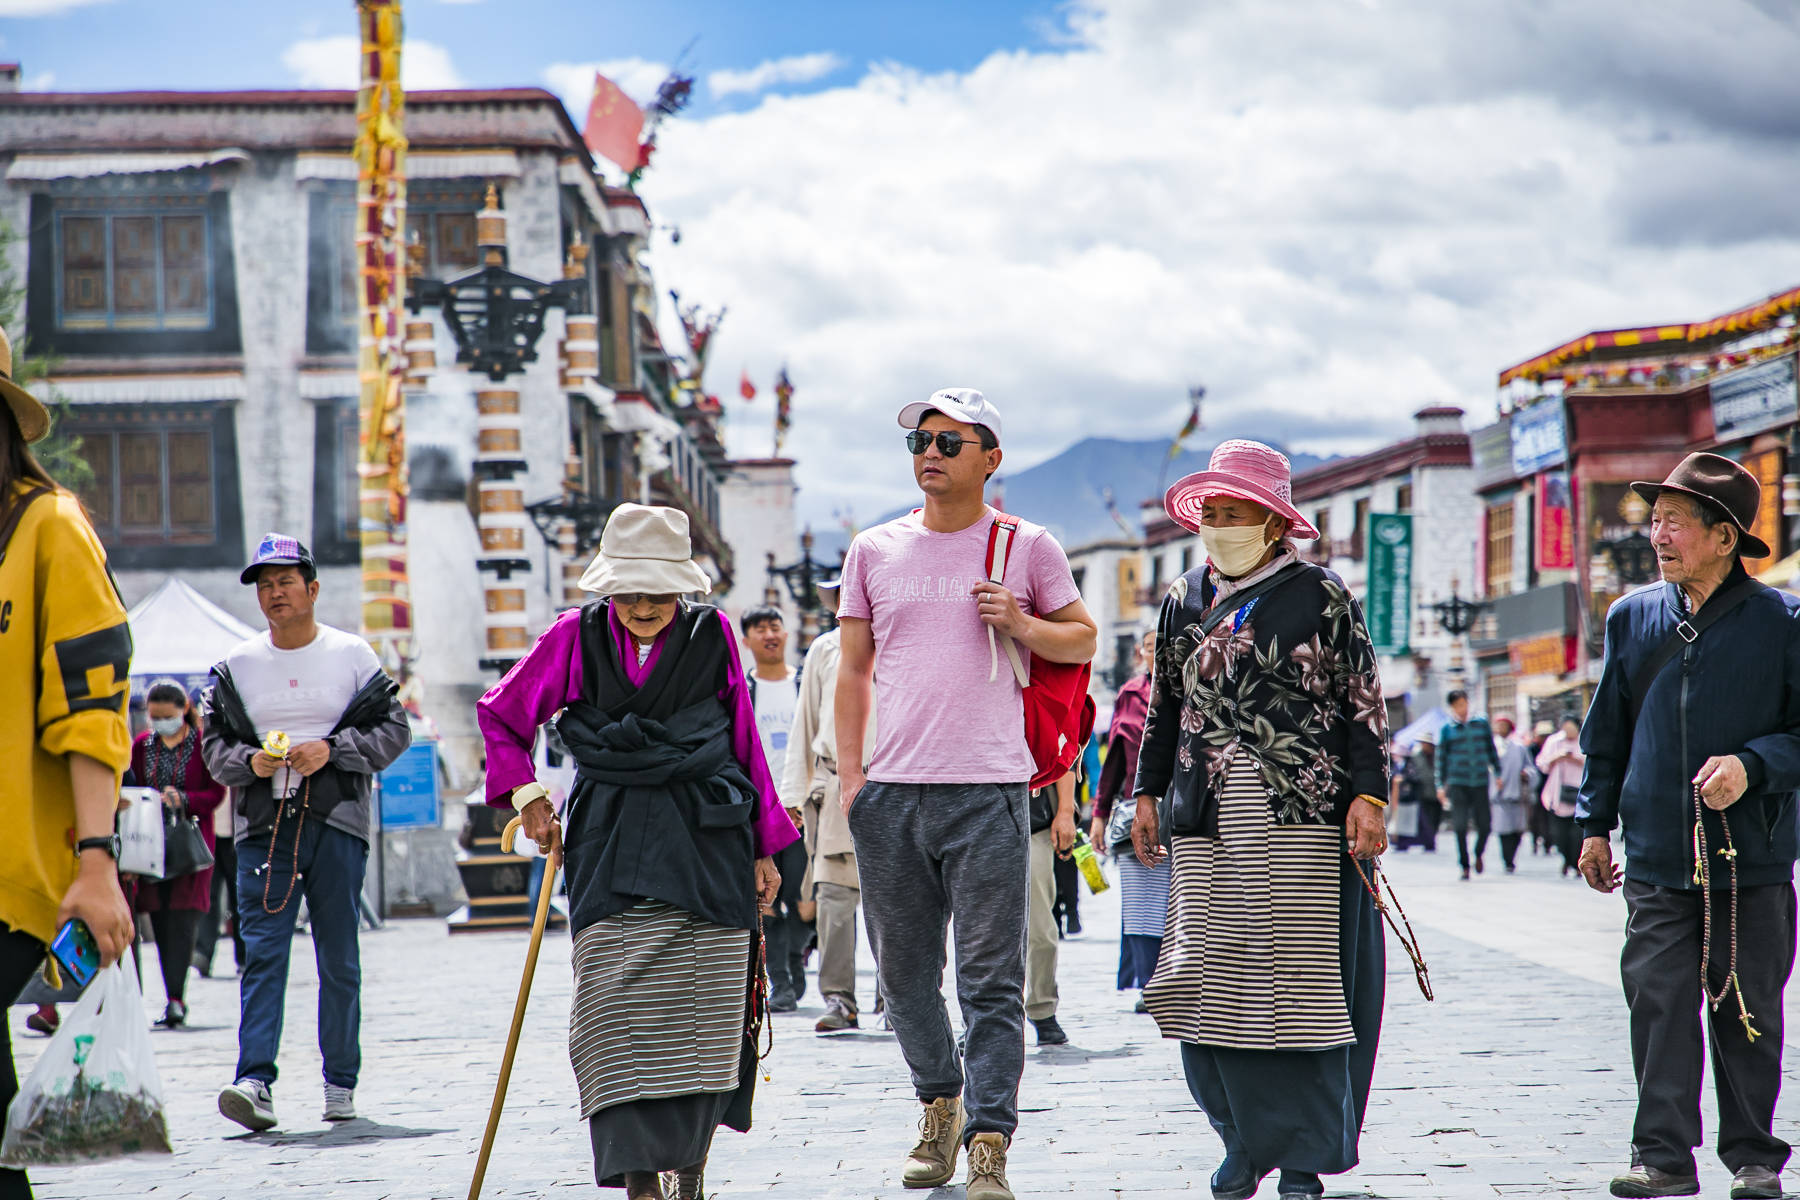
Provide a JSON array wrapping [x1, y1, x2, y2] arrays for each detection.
[[1130, 440, 1392, 1200], [129, 680, 226, 1027]]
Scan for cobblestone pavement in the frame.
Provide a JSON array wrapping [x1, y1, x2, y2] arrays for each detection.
[[16, 842, 1800, 1199]]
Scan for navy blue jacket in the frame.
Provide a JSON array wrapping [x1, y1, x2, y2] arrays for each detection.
[[1577, 564, 1800, 890]]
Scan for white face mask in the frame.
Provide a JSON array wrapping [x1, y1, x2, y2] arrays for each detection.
[[1199, 522, 1274, 578], [150, 716, 185, 738]]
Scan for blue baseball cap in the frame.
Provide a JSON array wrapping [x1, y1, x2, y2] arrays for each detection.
[[241, 533, 316, 585]]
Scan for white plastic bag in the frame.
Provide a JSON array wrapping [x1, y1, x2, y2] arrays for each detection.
[[0, 962, 171, 1165], [117, 787, 165, 880]]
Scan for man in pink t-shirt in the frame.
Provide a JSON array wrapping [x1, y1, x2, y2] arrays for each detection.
[[835, 388, 1096, 1200]]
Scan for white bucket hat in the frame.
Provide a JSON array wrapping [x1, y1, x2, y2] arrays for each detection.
[[578, 503, 714, 597]]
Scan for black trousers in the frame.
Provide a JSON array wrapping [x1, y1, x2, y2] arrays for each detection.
[[146, 907, 202, 1004], [1052, 852, 1080, 931], [195, 836, 244, 972], [765, 839, 811, 1000], [1498, 832, 1523, 870], [0, 925, 47, 1200], [1546, 813, 1582, 873], [1621, 880, 1796, 1176], [1448, 784, 1490, 869]]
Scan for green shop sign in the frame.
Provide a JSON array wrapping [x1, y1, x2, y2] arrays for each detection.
[[1366, 513, 1412, 657]]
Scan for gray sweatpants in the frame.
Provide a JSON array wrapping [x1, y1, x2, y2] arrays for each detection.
[[849, 780, 1030, 1142]]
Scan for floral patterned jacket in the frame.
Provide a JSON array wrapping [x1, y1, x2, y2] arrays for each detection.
[[1132, 559, 1390, 835]]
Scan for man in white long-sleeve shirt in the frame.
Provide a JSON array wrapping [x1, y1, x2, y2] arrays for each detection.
[[779, 579, 873, 1034]]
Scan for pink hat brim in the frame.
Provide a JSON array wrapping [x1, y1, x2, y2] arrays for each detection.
[[1164, 471, 1320, 540]]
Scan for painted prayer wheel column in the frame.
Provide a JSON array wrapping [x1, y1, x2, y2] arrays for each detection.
[[475, 387, 531, 671]]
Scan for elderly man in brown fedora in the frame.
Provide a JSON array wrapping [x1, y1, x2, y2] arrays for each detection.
[[1576, 452, 1800, 1200]]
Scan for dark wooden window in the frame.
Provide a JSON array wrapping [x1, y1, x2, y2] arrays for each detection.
[[54, 205, 212, 330], [1396, 483, 1413, 513], [311, 398, 363, 565], [63, 404, 244, 568], [1351, 498, 1370, 562]]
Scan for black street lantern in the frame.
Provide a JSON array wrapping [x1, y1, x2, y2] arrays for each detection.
[[1429, 588, 1491, 638], [406, 185, 589, 381], [1602, 532, 1659, 589], [766, 528, 843, 652]]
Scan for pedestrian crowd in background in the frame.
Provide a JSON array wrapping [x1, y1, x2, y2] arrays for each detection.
[[2, 338, 1797, 1200]]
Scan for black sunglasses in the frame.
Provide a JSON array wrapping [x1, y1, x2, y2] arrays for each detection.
[[905, 429, 991, 457]]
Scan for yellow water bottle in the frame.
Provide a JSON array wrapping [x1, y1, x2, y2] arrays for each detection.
[[1073, 831, 1109, 895]]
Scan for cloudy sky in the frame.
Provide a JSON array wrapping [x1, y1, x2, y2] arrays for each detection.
[[7, 0, 1800, 527]]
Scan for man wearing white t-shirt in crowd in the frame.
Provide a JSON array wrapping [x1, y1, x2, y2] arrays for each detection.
[[743, 605, 810, 1011], [202, 534, 411, 1132], [837, 389, 1097, 1200]]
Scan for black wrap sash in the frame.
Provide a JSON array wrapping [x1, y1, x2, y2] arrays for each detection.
[[556, 601, 757, 934]]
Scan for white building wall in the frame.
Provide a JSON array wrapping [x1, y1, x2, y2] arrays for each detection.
[[717, 461, 801, 668]]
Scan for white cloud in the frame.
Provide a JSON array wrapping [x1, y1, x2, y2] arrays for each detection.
[[0, 0, 108, 14], [542, 57, 670, 118], [708, 52, 846, 99], [629, 0, 1800, 524], [281, 35, 464, 91], [24, 70, 53, 91]]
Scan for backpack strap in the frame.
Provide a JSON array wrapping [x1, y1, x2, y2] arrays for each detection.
[[0, 486, 51, 568], [983, 513, 1030, 687], [1625, 576, 1763, 731]]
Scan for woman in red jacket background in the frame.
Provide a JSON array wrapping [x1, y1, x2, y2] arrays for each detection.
[[130, 680, 225, 1028]]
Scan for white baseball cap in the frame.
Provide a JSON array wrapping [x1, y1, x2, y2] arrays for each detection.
[[897, 387, 1003, 445]]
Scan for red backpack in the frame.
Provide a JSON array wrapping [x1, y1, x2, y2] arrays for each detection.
[[985, 513, 1097, 790]]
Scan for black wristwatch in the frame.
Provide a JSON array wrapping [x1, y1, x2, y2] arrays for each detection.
[[75, 835, 121, 861]]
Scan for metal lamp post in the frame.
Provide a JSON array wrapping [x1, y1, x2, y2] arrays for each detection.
[[406, 184, 589, 672], [1429, 583, 1492, 700], [766, 528, 840, 653]]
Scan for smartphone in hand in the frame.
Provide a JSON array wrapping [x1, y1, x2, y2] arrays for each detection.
[[49, 919, 100, 990]]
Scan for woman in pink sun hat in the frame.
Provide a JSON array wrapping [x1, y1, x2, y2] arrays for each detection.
[[1129, 439, 1391, 1200]]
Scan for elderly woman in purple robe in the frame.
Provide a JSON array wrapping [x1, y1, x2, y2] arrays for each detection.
[[477, 503, 798, 1200]]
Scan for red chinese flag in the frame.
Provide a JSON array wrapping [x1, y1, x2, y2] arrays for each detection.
[[584, 73, 646, 173], [739, 369, 757, 401]]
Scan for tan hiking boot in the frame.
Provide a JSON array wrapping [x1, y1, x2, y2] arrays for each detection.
[[901, 1096, 964, 1188], [966, 1132, 1014, 1200]]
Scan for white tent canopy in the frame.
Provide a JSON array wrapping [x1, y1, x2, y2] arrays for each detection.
[[126, 578, 258, 683]]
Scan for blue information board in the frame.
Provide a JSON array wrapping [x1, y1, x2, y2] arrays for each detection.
[[379, 741, 440, 832]]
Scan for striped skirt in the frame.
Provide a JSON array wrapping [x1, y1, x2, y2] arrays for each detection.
[[570, 900, 751, 1116], [1115, 852, 1171, 938], [1143, 759, 1354, 1050]]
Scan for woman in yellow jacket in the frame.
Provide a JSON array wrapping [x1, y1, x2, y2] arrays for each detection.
[[0, 326, 134, 1200]]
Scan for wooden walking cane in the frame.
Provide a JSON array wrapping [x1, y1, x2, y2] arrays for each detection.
[[468, 815, 562, 1200]]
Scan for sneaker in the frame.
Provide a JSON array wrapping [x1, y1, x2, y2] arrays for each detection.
[[323, 1083, 356, 1122], [901, 1096, 964, 1188], [768, 987, 798, 1013], [24, 1008, 57, 1036], [156, 999, 187, 1029], [1731, 1165, 1782, 1199], [965, 1132, 1014, 1200], [815, 997, 859, 1034], [1609, 1164, 1700, 1197], [1032, 1016, 1069, 1046], [660, 1165, 705, 1199], [219, 1078, 277, 1132], [1134, 997, 1150, 1014]]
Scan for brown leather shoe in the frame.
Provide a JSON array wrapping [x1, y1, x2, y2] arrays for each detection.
[[1609, 1164, 1700, 1197], [1731, 1165, 1782, 1200], [901, 1096, 964, 1188], [965, 1132, 1014, 1200]]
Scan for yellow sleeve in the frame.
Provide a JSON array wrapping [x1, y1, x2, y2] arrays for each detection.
[[33, 494, 132, 774]]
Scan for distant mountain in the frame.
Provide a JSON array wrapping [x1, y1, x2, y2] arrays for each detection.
[[810, 437, 1329, 561]]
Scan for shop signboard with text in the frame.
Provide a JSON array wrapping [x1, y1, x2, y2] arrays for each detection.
[[1536, 471, 1575, 570], [1710, 353, 1798, 442], [1510, 401, 1568, 476], [1583, 482, 1655, 654], [1366, 512, 1412, 657]]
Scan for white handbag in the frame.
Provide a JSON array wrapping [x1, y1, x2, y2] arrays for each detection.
[[117, 787, 166, 880]]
